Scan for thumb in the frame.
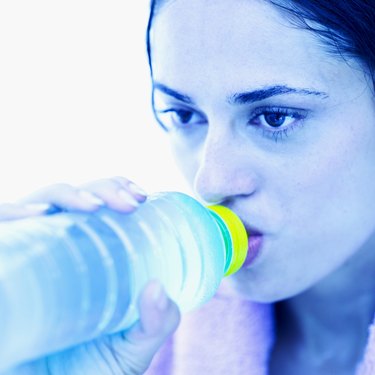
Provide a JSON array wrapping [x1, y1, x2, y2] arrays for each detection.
[[111, 281, 181, 374]]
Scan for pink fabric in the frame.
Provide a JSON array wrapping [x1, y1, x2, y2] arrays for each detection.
[[356, 317, 375, 375], [146, 281, 274, 375], [146, 283, 375, 375]]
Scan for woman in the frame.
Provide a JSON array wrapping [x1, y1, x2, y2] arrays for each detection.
[[4, 0, 375, 374], [149, 0, 375, 374], [147, 0, 375, 373]]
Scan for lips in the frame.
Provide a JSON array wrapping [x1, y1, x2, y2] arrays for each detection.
[[242, 228, 264, 268]]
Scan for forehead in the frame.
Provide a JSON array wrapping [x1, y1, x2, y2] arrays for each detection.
[[151, 0, 338, 95]]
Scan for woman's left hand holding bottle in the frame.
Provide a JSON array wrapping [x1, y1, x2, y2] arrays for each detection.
[[2, 177, 181, 375], [0, 176, 146, 220]]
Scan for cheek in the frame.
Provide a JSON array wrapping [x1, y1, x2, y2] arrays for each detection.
[[286, 133, 375, 236], [280, 94, 375, 231], [276, 116, 375, 275], [250, 113, 375, 294]]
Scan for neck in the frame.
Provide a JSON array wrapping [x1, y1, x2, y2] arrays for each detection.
[[277, 232, 375, 368]]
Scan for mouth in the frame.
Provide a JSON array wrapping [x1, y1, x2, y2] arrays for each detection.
[[242, 227, 264, 268]]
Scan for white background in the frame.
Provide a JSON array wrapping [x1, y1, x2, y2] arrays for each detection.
[[0, 1, 189, 202]]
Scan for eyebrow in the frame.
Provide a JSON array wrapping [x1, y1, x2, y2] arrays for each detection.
[[229, 85, 329, 104], [153, 83, 194, 104], [153, 82, 329, 105]]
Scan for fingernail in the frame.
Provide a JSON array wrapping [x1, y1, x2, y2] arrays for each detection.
[[25, 203, 52, 212], [128, 182, 147, 197], [117, 189, 139, 207], [78, 190, 104, 206], [152, 282, 169, 311]]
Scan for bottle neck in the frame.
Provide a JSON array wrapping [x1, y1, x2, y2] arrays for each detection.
[[209, 211, 233, 276], [208, 205, 248, 277]]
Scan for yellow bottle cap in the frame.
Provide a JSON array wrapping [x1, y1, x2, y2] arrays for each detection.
[[208, 205, 248, 276]]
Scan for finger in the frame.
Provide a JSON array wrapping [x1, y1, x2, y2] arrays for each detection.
[[111, 281, 180, 373], [0, 203, 51, 221], [136, 280, 180, 338], [81, 177, 147, 213], [20, 183, 104, 212], [112, 176, 148, 203]]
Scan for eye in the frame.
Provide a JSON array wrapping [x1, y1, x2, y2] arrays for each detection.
[[262, 112, 294, 127], [251, 108, 303, 128], [248, 106, 308, 142], [154, 107, 207, 131], [172, 109, 195, 124]]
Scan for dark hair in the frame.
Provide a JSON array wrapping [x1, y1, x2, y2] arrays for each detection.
[[146, 0, 167, 73], [268, 0, 375, 90], [146, 0, 375, 89]]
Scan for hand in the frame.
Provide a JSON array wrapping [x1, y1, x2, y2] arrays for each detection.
[[18, 176, 148, 214], [0, 176, 146, 221], [2, 177, 181, 375]]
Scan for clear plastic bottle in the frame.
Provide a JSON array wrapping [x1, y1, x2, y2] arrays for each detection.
[[0, 191, 247, 371]]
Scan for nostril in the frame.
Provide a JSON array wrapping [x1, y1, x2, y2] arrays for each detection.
[[193, 168, 233, 204], [193, 181, 228, 206], [193, 169, 258, 205], [192, 191, 224, 206], [192, 136, 259, 204]]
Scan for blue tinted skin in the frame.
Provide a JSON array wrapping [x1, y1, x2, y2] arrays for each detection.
[[151, 0, 375, 372]]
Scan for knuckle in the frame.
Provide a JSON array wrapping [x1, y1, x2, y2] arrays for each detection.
[[86, 177, 119, 191], [106, 335, 150, 375], [35, 183, 76, 199]]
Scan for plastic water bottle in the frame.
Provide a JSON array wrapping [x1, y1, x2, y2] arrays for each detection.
[[0, 191, 247, 371]]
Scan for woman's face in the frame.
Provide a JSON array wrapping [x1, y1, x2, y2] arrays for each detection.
[[151, 0, 375, 301]]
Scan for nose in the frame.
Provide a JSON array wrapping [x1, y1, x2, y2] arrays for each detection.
[[193, 128, 258, 205]]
